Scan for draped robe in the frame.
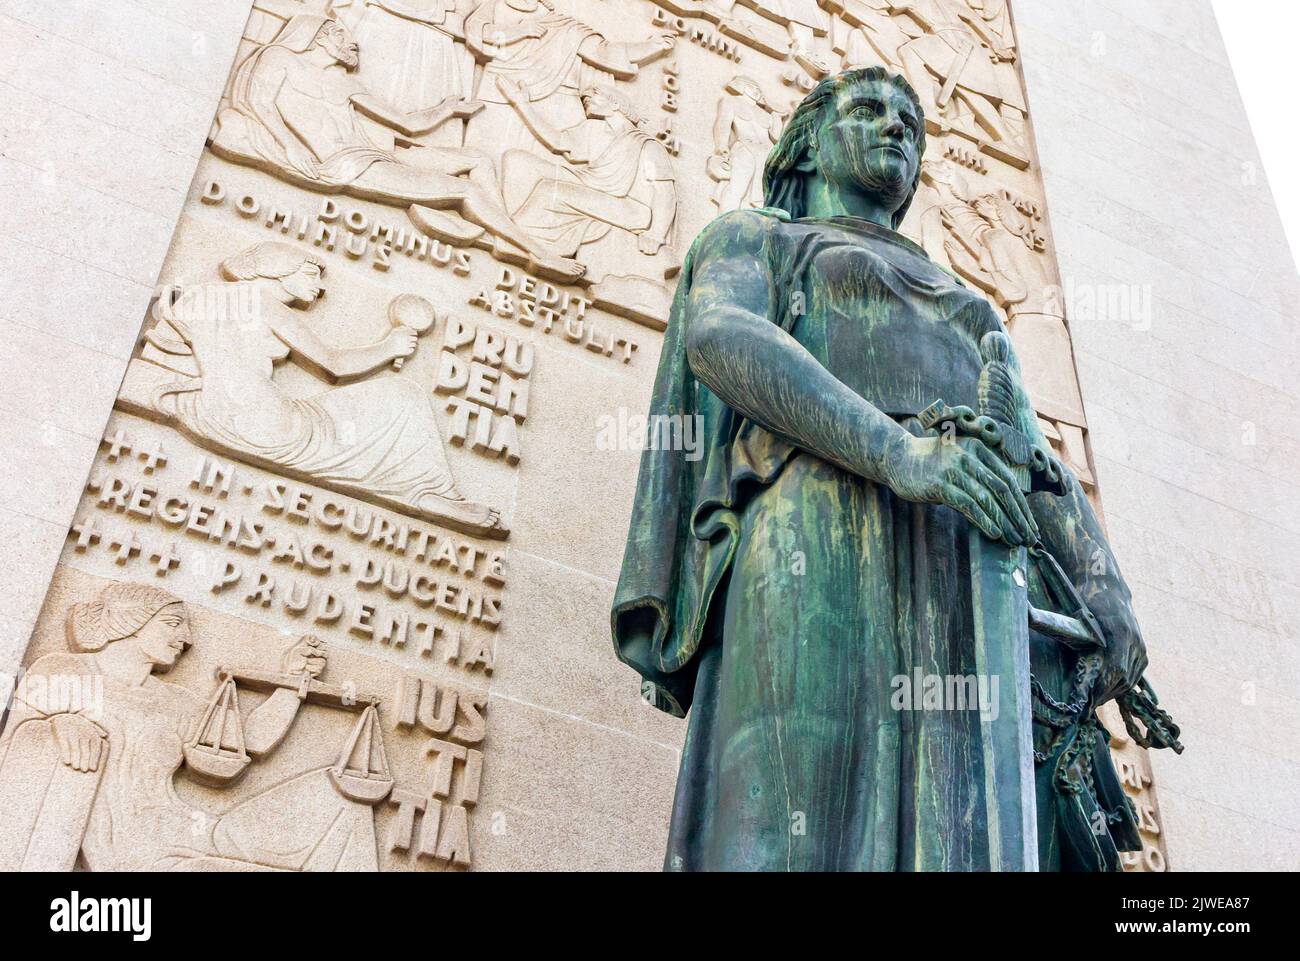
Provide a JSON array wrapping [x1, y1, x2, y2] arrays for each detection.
[[612, 208, 1140, 871]]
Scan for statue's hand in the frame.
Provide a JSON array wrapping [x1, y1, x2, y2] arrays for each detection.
[[284, 142, 319, 181], [383, 327, 418, 364], [638, 232, 664, 256], [284, 634, 328, 679], [647, 31, 676, 53], [882, 434, 1039, 546], [1091, 596, 1149, 703], [50, 713, 108, 773]]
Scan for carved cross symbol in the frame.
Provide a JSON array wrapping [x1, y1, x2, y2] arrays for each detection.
[[150, 542, 181, 577], [138, 442, 168, 474], [69, 517, 103, 552], [102, 428, 131, 462], [110, 531, 142, 565]]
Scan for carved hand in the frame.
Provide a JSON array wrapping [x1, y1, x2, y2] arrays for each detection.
[[383, 327, 419, 364], [561, 141, 590, 163], [500, 24, 545, 43], [283, 141, 319, 181], [649, 32, 676, 52], [881, 433, 1039, 545], [284, 635, 328, 679], [453, 98, 486, 119], [638, 232, 664, 256], [50, 713, 108, 773]]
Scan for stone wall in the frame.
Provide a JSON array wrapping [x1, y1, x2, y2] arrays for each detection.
[[0, 0, 254, 672], [1014, 0, 1300, 870]]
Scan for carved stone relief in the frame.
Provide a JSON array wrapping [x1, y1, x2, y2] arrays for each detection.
[[0, 572, 482, 871], [0, 0, 1168, 871], [708, 76, 783, 210]]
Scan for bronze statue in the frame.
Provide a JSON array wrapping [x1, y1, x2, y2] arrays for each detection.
[[612, 67, 1179, 872]]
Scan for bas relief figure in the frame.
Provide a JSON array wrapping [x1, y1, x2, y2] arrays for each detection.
[[463, 0, 681, 296], [890, 0, 1027, 166], [709, 77, 783, 212], [334, 0, 477, 143], [0, 584, 384, 871], [212, 13, 586, 282], [719, 0, 834, 75], [613, 68, 1178, 872], [498, 83, 678, 262], [132, 241, 505, 537], [463, 0, 676, 157], [912, 157, 1084, 424], [213, 4, 687, 322], [828, 0, 1027, 167]]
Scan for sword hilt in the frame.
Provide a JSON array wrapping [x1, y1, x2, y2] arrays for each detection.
[[918, 332, 1067, 495]]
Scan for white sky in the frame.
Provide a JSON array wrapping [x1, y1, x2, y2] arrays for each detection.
[[1212, 0, 1300, 269]]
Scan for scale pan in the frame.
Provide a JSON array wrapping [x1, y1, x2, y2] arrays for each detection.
[[184, 745, 251, 785], [329, 768, 394, 805]]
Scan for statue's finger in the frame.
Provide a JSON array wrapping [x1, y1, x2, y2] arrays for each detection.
[[954, 471, 1016, 544], [969, 443, 1037, 541], [945, 485, 1002, 542]]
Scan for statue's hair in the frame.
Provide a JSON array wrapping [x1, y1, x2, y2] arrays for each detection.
[[67, 582, 182, 653], [762, 67, 926, 228], [580, 85, 643, 126], [220, 242, 326, 282], [727, 75, 767, 105]]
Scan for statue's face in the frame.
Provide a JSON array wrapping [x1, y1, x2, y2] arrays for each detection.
[[581, 90, 617, 119], [134, 604, 192, 673], [280, 261, 324, 305], [811, 77, 921, 218], [974, 195, 1000, 222], [317, 20, 359, 69]]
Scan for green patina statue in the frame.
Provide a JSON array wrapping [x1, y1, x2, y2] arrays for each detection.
[[612, 67, 1180, 872]]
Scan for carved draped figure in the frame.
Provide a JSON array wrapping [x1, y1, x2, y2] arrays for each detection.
[[612, 209, 1141, 871], [0, 651, 378, 871], [337, 0, 475, 120], [218, 14, 394, 187], [153, 283, 464, 514], [502, 123, 669, 253], [464, 0, 621, 156]]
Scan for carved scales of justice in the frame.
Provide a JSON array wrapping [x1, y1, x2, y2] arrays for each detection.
[[919, 332, 1181, 871], [184, 666, 395, 805]]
